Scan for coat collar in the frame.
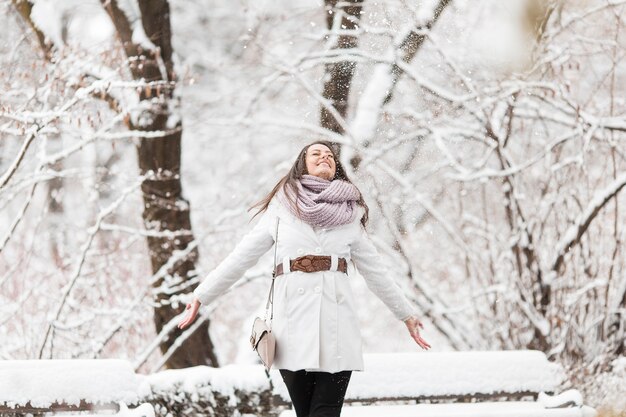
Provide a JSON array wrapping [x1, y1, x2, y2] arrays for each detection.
[[270, 198, 320, 239]]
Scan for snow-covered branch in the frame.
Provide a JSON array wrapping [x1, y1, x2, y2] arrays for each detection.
[[551, 171, 626, 273]]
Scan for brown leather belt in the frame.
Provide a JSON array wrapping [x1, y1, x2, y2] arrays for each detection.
[[274, 255, 348, 277]]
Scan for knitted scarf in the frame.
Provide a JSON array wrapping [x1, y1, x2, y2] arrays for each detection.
[[279, 174, 361, 228]]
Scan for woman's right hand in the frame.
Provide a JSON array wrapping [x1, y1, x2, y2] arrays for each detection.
[[178, 298, 201, 330]]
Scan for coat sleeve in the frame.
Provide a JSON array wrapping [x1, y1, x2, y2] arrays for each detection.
[[350, 226, 417, 321], [193, 210, 276, 306]]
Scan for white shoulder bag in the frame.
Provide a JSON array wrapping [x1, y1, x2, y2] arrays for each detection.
[[249, 217, 279, 371]]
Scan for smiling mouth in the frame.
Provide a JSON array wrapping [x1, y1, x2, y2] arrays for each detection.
[[318, 162, 330, 167]]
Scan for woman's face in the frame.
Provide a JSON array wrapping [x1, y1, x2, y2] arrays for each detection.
[[305, 144, 336, 180]]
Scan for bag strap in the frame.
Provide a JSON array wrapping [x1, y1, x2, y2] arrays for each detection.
[[264, 216, 280, 327]]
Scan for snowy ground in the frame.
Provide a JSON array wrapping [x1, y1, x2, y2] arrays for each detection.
[[575, 357, 626, 415]]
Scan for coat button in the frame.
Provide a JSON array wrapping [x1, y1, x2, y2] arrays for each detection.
[[315, 247, 322, 253], [297, 248, 304, 255], [297, 288, 305, 295], [314, 286, 321, 294]]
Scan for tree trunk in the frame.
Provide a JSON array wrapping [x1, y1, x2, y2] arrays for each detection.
[[102, 0, 218, 368], [320, 0, 363, 151]]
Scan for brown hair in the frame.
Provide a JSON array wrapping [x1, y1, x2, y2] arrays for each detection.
[[249, 140, 369, 227]]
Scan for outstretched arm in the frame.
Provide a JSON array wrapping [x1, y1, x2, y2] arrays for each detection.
[[178, 211, 275, 329], [350, 226, 431, 350]]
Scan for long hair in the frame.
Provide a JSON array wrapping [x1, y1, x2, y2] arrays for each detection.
[[249, 140, 369, 227]]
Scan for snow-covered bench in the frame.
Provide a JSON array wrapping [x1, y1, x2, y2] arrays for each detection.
[[0, 352, 595, 417], [0, 359, 153, 416], [274, 351, 597, 417]]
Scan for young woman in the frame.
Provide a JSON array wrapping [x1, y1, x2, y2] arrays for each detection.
[[178, 140, 431, 417]]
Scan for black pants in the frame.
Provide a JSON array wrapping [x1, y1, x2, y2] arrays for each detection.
[[279, 369, 352, 417]]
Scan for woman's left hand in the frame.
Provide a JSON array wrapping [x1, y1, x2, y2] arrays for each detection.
[[178, 298, 201, 330], [404, 316, 431, 350]]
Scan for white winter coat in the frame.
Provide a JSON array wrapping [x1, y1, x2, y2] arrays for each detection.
[[193, 199, 417, 373]]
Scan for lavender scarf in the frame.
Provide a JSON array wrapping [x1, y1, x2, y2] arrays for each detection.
[[279, 175, 361, 228]]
